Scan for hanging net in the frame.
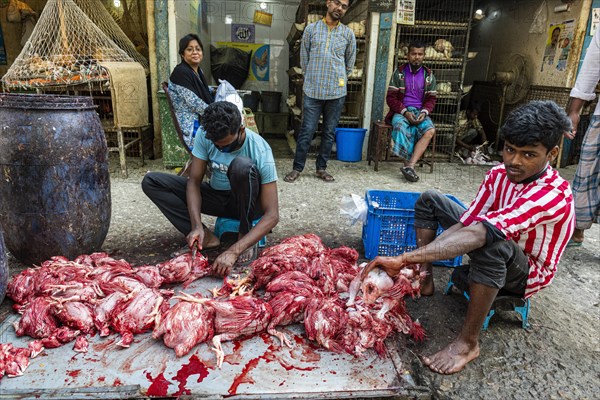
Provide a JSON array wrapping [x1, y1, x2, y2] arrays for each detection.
[[74, 0, 148, 70], [1, 0, 145, 90]]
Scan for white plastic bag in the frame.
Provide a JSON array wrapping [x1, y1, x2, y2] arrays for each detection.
[[215, 79, 244, 117], [529, 0, 547, 34], [340, 194, 368, 225]]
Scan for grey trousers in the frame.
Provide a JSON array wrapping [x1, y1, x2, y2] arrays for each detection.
[[414, 190, 529, 295], [141, 156, 262, 236]]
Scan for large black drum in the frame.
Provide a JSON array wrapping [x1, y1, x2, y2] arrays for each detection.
[[0, 94, 111, 265], [0, 228, 7, 304]]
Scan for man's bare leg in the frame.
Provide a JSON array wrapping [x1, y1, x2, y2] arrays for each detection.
[[416, 227, 437, 296], [422, 282, 498, 374], [405, 129, 435, 168]]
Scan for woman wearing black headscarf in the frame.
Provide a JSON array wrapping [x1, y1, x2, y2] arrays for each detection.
[[168, 33, 214, 150]]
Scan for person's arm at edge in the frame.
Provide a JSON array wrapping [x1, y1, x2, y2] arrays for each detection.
[[345, 30, 357, 76], [185, 156, 207, 248]]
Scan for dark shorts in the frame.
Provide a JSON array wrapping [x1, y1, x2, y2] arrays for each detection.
[[414, 190, 529, 295]]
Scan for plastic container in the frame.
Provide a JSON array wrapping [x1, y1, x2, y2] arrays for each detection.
[[335, 128, 367, 162], [242, 91, 260, 112], [361, 190, 466, 267], [261, 91, 281, 113]]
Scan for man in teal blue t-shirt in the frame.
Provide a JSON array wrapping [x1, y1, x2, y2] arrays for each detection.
[[142, 101, 279, 276]]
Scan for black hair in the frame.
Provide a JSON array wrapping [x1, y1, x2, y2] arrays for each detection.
[[467, 101, 481, 113], [178, 34, 203, 57], [200, 101, 242, 142], [500, 100, 571, 152], [408, 41, 426, 52]]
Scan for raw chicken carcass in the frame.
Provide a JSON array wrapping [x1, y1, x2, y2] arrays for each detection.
[[152, 292, 215, 357], [304, 297, 347, 353], [94, 291, 130, 336], [347, 264, 423, 318], [110, 288, 170, 347], [259, 233, 326, 259], [14, 297, 59, 339], [195, 295, 274, 368], [158, 252, 210, 286], [54, 301, 96, 334], [132, 265, 164, 288]]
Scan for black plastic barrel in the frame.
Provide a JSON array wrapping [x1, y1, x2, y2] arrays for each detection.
[[0, 228, 8, 304], [242, 91, 260, 112], [0, 94, 111, 265], [261, 91, 281, 113]]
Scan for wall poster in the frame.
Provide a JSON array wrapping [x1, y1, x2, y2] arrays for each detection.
[[231, 24, 255, 43], [540, 19, 575, 73], [216, 42, 270, 81], [592, 8, 600, 36], [397, 0, 415, 26]]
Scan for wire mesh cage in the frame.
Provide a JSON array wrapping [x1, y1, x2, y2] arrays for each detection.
[[394, 0, 474, 160]]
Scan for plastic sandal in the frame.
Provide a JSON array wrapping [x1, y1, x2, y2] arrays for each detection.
[[401, 166, 419, 182], [284, 170, 301, 183], [315, 170, 335, 182]]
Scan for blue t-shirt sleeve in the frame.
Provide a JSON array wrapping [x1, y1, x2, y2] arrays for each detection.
[[192, 130, 210, 160], [256, 148, 278, 184]]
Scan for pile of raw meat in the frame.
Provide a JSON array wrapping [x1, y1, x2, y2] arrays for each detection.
[[2, 233, 425, 378], [3, 251, 209, 378]]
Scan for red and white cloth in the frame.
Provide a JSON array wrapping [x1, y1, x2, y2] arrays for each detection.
[[461, 164, 575, 298]]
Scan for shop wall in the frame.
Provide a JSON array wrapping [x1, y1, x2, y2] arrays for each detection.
[[174, 0, 212, 81], [469, 0, 589, 87], [0, 0, 46, 80], [205, 0, 299, 101]]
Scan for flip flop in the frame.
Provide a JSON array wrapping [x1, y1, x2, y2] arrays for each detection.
[[566, 239, 583, 248], [315, 170, 335, 182], [401, 166, 419, 182], [284, 170, 301, 183]]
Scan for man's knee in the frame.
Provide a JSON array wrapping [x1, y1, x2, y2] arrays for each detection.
[[141, 172, 160, 195], [424, 128, 435, 139], [228, 156, 259, 180], [416, 189, 445, 208]]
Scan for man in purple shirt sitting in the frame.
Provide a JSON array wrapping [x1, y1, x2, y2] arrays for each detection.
[[385, 41, 437, 182]]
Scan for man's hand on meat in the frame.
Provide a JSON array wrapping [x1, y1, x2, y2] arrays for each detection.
[[361, 255, 408, 279]]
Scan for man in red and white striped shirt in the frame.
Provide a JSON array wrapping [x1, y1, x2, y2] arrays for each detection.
[[363, 100, 574, 375]]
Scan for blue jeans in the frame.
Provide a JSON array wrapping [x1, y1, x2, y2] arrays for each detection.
[[293, 95, 346, 172]]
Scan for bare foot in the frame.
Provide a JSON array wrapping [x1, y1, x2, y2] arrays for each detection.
[[203, 228, 220, 249], [422, 338, 480, 374], [420, 274, 434, 296], [572, 228, 584, 243]]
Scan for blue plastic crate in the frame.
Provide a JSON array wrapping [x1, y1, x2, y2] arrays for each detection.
[[362, 190, 466, 267]]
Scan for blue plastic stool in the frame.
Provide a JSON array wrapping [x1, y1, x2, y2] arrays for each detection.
[[444, 267, 530, 330], [214, 217, 267, 247]]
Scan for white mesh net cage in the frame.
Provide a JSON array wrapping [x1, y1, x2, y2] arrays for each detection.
[[2, 0, 148, 90]]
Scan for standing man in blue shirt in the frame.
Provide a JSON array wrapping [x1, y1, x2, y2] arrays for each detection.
[[142, 102, 279, 276], [284, 0, 356, 183]]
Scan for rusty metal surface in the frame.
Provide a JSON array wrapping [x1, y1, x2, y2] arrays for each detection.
[[0, 276, 429, 399]]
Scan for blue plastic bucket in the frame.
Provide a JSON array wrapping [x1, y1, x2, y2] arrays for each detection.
[[335, 128, 367, 162]]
